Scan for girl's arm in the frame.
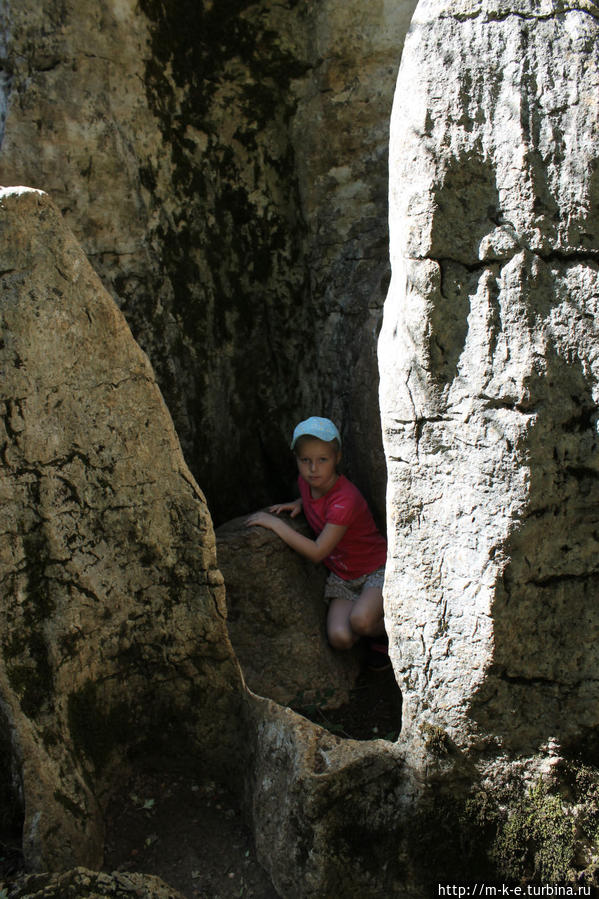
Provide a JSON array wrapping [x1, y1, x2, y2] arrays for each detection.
[[246, 511, 347, 564]]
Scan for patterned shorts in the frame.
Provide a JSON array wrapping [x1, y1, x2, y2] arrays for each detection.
[[324, 565, 386, 604]]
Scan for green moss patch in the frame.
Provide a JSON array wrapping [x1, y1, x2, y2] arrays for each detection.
[[403, 762, 599, 888], [491, 780, 576, 883]]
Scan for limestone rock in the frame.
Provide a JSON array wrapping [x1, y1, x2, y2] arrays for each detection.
[[3, 868, 185, 899], [217, 514, 361, 708], [0, 0, 417, 525], [243, 693, 405, 898], [0, 187, 244, 872], [379, 0, 599, 761]]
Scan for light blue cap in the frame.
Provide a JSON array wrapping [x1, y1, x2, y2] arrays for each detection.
[[290, 416, 341, 449]]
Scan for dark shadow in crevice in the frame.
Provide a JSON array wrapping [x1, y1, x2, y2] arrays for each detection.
[[290, 662, 402, 743], [0, 701, 24, 881]]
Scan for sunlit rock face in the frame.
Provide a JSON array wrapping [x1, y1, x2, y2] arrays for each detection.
[[379, 0, 599, 760], [0, 0, 417, 526], [0, 188, 243, 871]]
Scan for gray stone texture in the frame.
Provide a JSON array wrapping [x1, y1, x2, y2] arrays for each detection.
[[7, 0, 599, 889], [217, 514, 361, 708], [0, 187, 244, 871], [0, 0, 417, 526], [379, 0, 599, 760]]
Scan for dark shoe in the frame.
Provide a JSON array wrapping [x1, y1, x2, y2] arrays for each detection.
[[365, 635, 391, 672]]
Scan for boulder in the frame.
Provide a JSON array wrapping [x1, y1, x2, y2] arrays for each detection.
[[379, 0, 599, 763], [3, 868, 185, 899], [0, 186, 411, 898], [0, 187, 244, 872], [217, 514, 361, 709]]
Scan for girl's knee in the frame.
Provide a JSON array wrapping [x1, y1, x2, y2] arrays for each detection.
[[349, 606, 379, 637], [327, 624, 355, 651], [350, 586, 385, 637]]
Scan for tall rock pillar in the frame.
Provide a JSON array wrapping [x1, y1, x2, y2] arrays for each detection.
[[379, 0, 599, 762]]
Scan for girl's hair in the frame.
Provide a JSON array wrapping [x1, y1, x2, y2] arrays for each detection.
[[293, 434, 341, 455]]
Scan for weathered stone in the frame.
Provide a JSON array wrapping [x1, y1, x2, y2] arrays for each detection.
[[243, 693, 405, 899], [0, 186, 414, 897], [217, 514, 361, 708], [3, 867, 185, 899], [0, 187, 244, 872], [0, 0, 417, 525], [379, 0, 599, 766]]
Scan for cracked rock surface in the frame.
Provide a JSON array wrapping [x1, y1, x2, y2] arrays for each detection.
[[379, 0, 599, 760], [0, 187, 244, 872]]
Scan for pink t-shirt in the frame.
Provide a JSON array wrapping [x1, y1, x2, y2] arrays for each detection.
[[298, 474, 387, 580]]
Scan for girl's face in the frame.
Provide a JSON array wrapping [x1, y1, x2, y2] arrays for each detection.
[[295, 437, 341, 497]]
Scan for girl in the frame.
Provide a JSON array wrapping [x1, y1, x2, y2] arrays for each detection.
[[246, 417, 388, 667]]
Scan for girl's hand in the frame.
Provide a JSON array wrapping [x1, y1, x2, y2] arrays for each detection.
[[268, 498, 302, 518], [246, 511, 280, 531]]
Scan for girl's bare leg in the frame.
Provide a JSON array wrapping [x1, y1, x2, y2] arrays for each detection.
[[326, 597, 357, 650], [350, 586, 386, 638], [327, 588, 386, 650]]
